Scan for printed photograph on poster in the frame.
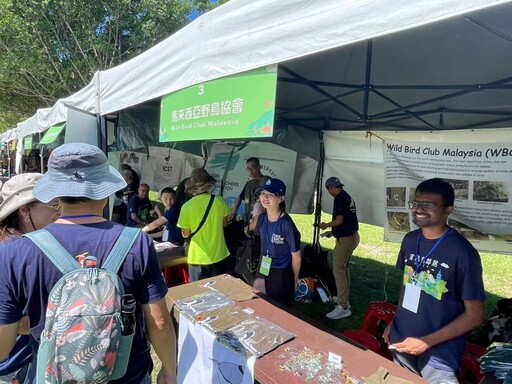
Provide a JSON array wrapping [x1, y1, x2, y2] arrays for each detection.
[[473, 181, 508, 203], [387, 211, 410, 233], [444, 179, 469, 200], [383, 139, 512, 254], [386, 187, 406, 207]]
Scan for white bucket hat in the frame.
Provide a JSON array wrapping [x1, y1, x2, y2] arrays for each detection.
[[0, 173, 44, 221], [33, 143, 127, 203]]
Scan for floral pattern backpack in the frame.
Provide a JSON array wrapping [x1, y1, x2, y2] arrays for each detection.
[[24, 227, 140, 384]]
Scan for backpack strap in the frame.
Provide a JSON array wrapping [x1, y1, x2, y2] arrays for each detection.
[[23, 229, 78, 274], [102, 227, 140, 273]]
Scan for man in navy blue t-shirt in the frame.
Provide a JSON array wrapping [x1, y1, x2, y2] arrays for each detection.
[[383, 178, 485, 384], [126, 183, 155, 227], [0, 143, 177, 384], [319, 177, 360, 320]]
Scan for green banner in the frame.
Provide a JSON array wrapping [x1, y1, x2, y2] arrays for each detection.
[[40, 124, 65, 145], [24, 136, 33, 150], [159, 66, 277, 142]]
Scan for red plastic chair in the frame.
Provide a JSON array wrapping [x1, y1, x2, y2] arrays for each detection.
[[361, 301, 398, 338], [162, 264, 189, 287], [342, 329, 381, 353], [461, 342, 486, 384]]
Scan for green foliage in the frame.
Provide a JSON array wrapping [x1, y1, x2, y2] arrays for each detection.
[[0, 0, 224, 131]]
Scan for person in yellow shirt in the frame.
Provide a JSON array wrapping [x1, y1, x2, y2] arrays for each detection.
[[178, 169, 230, 282]]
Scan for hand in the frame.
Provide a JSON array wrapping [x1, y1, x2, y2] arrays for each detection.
[[228, 213, 236, 223], [318, 222, 329, 230], [393, 337, 430, 355], [320, 231, 333, 238], [157, 367, 177, 384], [154, 205, 162, 216]]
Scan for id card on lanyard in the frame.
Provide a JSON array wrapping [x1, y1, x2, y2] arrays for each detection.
[[259, 213, 282, 276], [404, 228, 452, 313]]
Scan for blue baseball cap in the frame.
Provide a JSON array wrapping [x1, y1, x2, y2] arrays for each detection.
[[257, 178, 286, 196], [325, 176, 344, 188]]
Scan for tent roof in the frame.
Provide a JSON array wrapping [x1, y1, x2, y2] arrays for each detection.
[[10, 0, 512, 139], [95, 0, 512, 131], [276, 2, 512, 131]]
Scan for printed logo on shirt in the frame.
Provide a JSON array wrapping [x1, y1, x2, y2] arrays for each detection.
[[272, 234, 284, 245], [402, 260, 449, 301], [350, 199, 357, 214]]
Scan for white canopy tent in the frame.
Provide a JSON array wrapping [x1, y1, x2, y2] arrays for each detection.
[[9, 0, 511, 134]]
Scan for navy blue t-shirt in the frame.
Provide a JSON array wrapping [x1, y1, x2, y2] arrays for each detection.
[[126, 195, 153, 227], [0, 222, 168, 384], [254, 213, 300, 269], [390, 228, 486, 371], [164, 204, 183, 245], [332, 190, 359, 238]]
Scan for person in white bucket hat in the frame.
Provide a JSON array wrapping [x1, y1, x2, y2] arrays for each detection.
[[0, 143, 177, 384], [0, 173, 60, 384]]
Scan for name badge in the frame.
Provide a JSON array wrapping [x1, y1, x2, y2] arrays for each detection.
[[403, 282, 421, 313], [259, 255, 272, 276]]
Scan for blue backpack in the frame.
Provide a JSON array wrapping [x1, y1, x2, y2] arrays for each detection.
[[24, 227, 140, 384]]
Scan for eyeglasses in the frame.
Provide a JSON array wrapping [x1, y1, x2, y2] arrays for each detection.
[[33, 203, 61, 212], [408, 201, 444, 211]]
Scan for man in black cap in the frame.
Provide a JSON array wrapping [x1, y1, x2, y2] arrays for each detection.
[[319, 177, 360, 320]]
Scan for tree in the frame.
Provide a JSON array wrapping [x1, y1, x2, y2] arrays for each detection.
[[0, 0, 227, 132]]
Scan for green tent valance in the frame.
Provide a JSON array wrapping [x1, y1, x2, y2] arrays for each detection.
[[24, 136, 33, 150], [40, 124, 65, 145]]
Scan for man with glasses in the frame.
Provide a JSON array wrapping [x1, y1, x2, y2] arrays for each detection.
[[319, 177, 360, 320], [383, 178, 486, 384]]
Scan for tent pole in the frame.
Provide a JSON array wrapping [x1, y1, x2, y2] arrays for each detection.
[[313, 128, 326, 253], [362, 40, 373, 120]]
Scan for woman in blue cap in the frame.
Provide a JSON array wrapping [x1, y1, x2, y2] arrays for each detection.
[[251, 178, 301, 306]]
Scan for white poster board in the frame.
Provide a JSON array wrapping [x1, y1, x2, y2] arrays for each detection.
[[383, 139, 512, 254]]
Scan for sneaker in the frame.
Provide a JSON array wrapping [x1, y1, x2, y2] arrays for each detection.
[[326, 305, 352, 319]]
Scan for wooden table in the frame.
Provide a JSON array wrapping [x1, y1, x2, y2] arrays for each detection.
[[237, 296, 429, 384], [166, 275, 429, 384]]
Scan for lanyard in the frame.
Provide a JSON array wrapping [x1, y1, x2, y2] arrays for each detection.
[[414, 228, 452, 276], [59, 214, 102, 219], [265, 212, 282, 256]]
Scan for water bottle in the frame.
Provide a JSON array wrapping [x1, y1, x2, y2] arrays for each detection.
[[121, 294, 136, 336]]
